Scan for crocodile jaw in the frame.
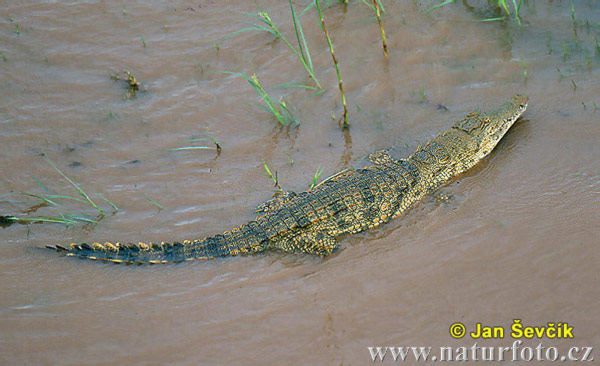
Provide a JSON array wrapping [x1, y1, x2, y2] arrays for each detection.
[[476, 94, 529, 159]]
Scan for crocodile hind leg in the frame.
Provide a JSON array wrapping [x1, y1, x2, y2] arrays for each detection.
[[271, 231, 338, 256]]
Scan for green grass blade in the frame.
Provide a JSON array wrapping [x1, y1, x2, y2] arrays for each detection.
[[14, 216, 74, 225], [360, 0, 375, 11], [268, 82, 318, 91], [498, 0, 509, 15], [375, 0, 386, 13], [205, 134, 222, 150], [143, 194, 164, 210], [64, 214, 98, 224], [278, 99, 297, 126], [227, 5, 320, 89], [2, 192, 58, 206], [310, 168, 324, 189], [354, 16, 378, 24], [300, 1, 316, 16], [360, 0, 385, 12], [30, 175, 54, 194], [43, 153, 104, 215], [46, 194, 89, 205], [475, 17, 505, 22], [250, 74, 285, 123], [96, 194, 119, 211], [263, 162, 274, 177], [225, 70, 294, 125], [307, 89, 326, 98], [221, 26, 277, 43], [289, 0, 313, 73], [426, 0, 456, 14], [170, 146, 217, 151], [300, 0, 334, 16], [229, 9, 274, 27], [511, 0, 522, 27], [250, 102, 273, 114]]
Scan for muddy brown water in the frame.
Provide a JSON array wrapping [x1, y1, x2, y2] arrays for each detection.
[[1, 1, 599, 365]]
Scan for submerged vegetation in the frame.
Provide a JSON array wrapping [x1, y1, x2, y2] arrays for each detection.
[[224, 70, 299, 126], [111, 69, 140, 99], [427, 0, 523, 26], [171, 134, 222, 153], [1, 154, 118, 227]]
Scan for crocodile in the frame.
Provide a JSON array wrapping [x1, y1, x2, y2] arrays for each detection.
[[47, 94, 529, 264]]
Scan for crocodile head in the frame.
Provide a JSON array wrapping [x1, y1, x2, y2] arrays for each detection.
[[453, 94, 529, 157]]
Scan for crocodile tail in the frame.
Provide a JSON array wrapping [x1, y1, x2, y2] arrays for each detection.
[[46, 223, 266, 264]]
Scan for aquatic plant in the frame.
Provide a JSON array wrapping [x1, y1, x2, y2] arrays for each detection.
[[224, 70, 298, 126], [111, 69, 141, 99], [0, 154, 118, 226], [315, 0, 348, 128], [170, 134, 222, 152], [310, 167, 324, 190], [372, 0, 388, 56], [223, 1, 321, 90], [263, 162, 282, 191], [427, 0, 523, 27], [143, 194, 163, 210]]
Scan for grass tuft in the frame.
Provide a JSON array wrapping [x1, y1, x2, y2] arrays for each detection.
[[223, 2, 321, 89], [224, 70, 298, 126], [1, 154, 118, 226], [263, 162, 282, 191], [43, 152, 105, 215], [310, 167, 324, 190]]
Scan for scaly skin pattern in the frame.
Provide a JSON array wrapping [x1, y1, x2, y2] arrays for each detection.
[[47, 95, 529, 264]]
